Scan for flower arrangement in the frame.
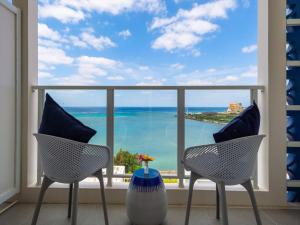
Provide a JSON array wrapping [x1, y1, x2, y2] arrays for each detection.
[[137, 154, 155, 175]]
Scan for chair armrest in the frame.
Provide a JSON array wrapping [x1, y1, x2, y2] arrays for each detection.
[[81, 143, 111, 168]]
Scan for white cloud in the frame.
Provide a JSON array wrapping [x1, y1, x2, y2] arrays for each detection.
[[73, 56, 121, 83], [38, 71, 54, 79], [206, 68, 217, 73], [175, 65, 256, 86], [191, 49, 201, 57], [38, 23, 61, 41], [77, 64, 108, 77], [242, 44, 257, 53], [241, 66, 257, 77], [80, 31, 116, 50], [38, 23, 67, 49], [54, 56, 122, 85], [137, 76, 168, 86], [220, 75, 239, 82], [139, 66, 150, 71], [150, 0, 236, 51], [38, 42, 74, 84], [38, 63, 55, 71], [177, 79, 213, 86], [69, 35, 88, 48], [38, 24, 115, 51], [170, 63, 185, 70], [58, 75, 98, 85], [77, 56, 120, 68], [151, 20, 218, 51], [38, 23, 84, 52], [144, 76, 153, 80], [64, 29, 115, 50], [118, 29, 132, 39], [61, 0, 166, 15], [107, 75, 125, 81], [38, 16, 119, 84], [39, 3, 85, 23], [136, 80, 163, 86], [38, 46, 74, 65], [38, 45, 169, 85], [38, 38, 61, 48], [242, 0, 250, 8], [39, 0, 166, 24]]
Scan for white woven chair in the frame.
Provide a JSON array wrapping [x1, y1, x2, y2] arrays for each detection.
[[31, 133, 110, 225], [183, 135, 265, 225]]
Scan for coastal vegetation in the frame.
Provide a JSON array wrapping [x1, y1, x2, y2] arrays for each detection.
[[185, 112, 239, 124], [114, 149, 178, 183], [114, 149, 141, 174]]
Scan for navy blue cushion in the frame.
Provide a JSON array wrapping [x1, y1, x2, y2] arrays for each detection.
[[39, 94, 96, 143], [213, 102, 260, 143]]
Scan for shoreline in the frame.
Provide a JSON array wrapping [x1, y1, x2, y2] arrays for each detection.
[[185, 112, 239, 124]]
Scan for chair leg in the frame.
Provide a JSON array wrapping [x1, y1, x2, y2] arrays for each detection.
[[97, 169, 109, 225], [216, 183, 220, 220], [217, 182, 229, 225], [71, 181, 79, 225], [31, 176, 54, 225], [241, 180, 262, 225], [184, 172, 199, 225], [68, 183, 73, 218]]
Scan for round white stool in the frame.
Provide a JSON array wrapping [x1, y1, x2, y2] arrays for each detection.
[[126, 168, 167, 225]]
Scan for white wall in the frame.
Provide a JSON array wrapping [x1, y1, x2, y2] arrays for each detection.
[[0, 1, 20, 204]]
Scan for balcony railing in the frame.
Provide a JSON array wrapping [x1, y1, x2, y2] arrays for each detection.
[[32, 85, 265, 189]]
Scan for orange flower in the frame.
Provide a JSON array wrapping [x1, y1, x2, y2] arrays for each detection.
[[142, 154, 155, 161], [137, 154, 155, 163]]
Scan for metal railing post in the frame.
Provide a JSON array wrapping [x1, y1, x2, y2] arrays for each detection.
[[177, 88, 185, 188], [37, 89, 45, 185], [250, 88, 259, 189], [106, 88, 114, 187]]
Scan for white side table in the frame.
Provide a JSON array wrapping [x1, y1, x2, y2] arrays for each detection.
[[126, 168, 167, 225]]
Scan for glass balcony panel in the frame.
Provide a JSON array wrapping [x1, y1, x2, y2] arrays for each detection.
[[114, 90, 177, 182], [184, 90, 250, 186]]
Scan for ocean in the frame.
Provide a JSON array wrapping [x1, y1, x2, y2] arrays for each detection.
[[64, 107, 226, 171]]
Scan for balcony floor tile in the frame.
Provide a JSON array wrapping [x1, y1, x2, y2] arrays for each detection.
[[0, 204, 299, 225]]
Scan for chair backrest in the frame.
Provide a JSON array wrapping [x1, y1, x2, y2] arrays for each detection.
[[213, 135, 265, 185], [34, 133, 110, 183], [184, 135, 265, 185]]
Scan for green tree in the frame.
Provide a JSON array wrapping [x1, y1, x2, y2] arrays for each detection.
[[114, 149, 142, 174]]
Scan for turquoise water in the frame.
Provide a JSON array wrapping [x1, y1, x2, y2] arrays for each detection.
[[65, 107, 225, 171]]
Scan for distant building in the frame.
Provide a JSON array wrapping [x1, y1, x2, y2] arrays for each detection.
[[102, 165, 126, 183], [227, 103, 244, 113]]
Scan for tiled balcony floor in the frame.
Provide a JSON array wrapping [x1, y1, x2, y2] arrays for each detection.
[[0, 203, 299, 225]]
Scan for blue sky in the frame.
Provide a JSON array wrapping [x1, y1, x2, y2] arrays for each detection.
[[37, 0, 257, 107]]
